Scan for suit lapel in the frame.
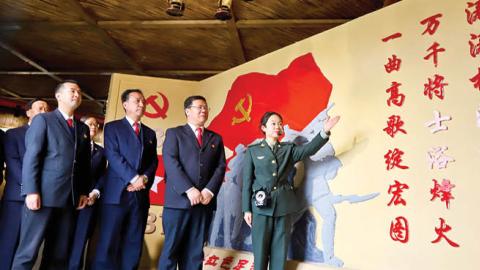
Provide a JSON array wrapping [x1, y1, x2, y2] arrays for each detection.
[[122, 118, 142, 169], [54, 109, 74, 143], [121, 118, 141, 146], [201, 129, 214, 151], [183, 124, 201, 149]]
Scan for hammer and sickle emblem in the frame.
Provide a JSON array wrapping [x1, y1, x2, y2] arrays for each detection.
[[144, 91, 169, 119], [231, 94, 252, 125]]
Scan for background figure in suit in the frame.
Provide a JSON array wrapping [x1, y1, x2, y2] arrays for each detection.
[[69, 116, 107, 270], [0, 98, 49, 270], [11, 80, 91, 270], [93, 89, 158, 270], [242, 112, 339, 270], [158, 95, 226, 270]]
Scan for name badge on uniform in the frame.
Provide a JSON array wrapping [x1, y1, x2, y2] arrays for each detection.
[[254, 188, 271, 208], [256, 156, 265, 160]]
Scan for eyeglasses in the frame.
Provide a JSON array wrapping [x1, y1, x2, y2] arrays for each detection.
[[189, 105, 210, 111]]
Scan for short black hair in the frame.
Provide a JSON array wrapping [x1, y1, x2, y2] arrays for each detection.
[[54, 79, 79, 94], [121, 89, 143, 103], [184, 95, 207, 110], [25, 98, 47, 111], [259, 111, 283, 133], [80, 115, 97, 123]]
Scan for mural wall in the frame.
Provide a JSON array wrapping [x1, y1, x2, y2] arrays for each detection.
[[105, 0, 480, 269]]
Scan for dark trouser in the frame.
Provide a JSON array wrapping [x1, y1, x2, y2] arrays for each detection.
[[252, 213, 292, 270], [92, 192, 149, 270], [68, 204, 98, 270], [158, 206, 213, 270], [0, 200, 23, 270], [11, 205, 75, 270]]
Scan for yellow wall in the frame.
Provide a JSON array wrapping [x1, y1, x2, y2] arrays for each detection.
[[106, 0, 480, 269]]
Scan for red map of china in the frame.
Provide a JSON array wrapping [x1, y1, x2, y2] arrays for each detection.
[[150, 53, 333, 205]]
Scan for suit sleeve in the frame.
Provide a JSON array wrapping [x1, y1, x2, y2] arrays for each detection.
[[291, 131, 329, 163], [143, 132, 158, 190], [78, 125, 91, 196], [3, 130, 22, 188], [242, 148, 254, 213], [22, 115, 47, 194], [162, 128, 195, 195], [93, 148, 107, 191], [104, 124, 139, 186], [205, 137, 226, 195]]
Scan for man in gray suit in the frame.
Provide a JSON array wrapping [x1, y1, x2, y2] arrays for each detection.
[[12, 80, 91, 270]]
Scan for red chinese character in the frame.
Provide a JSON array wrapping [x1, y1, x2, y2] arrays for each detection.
[[424, 42, 445, 68], [430, 179, 455, 209], [232, 259, 249, 270], [382, 32, 402, 42], [384, 54, 402, 73], [431, 218, 460, 247], [466, 1, 480, 25], [387, 180, 409, 206], [384, 148, 409, 170], [386, 81, 405, 107], [420, 13, 443, 35], [469, 34, 480, 58], [390, 216, 409, 243], [221, 256, 234, 270], [424, 74, 448, 100], [383, 115, 407, 138], [205, 255, 220, 266], [470, 67, 480, 91]]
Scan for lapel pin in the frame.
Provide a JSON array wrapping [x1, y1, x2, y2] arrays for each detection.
[[83, 134, 88, 139], [211, 144, 215, 148]]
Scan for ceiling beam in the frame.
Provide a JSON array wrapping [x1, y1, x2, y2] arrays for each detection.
[[0, 19, 350, 31], [98, 20, 225, 29], [66, 0, 144, 74], [0, 41, 62, 82], [0, 21, 90, 31], [0, 70, 222, 76], [236, 19, 350, 28], [0, 41, 103, 107], [226, 14, 247, 65], [0, 86, 23, 99]]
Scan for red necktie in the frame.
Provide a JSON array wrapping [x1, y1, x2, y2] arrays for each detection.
[[196, 127, 203, 146], [67, 118, 73, 128], [133, 122, 140, 136]]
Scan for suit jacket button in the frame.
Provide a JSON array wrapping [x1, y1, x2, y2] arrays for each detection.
[[273, 186, 277, 190], [272, 160, 276, 164], [272, 172, 276, 176]]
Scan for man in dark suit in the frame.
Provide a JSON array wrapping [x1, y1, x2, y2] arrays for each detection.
[[69, 116, 107, 270], [158, 95, 226, 270], [11, 80, 91, 270], [0, 98, 49, 270], [93, 89, 158, 270]]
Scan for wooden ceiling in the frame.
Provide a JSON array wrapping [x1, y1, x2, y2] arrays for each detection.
[[0, 0, 399, 116]]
